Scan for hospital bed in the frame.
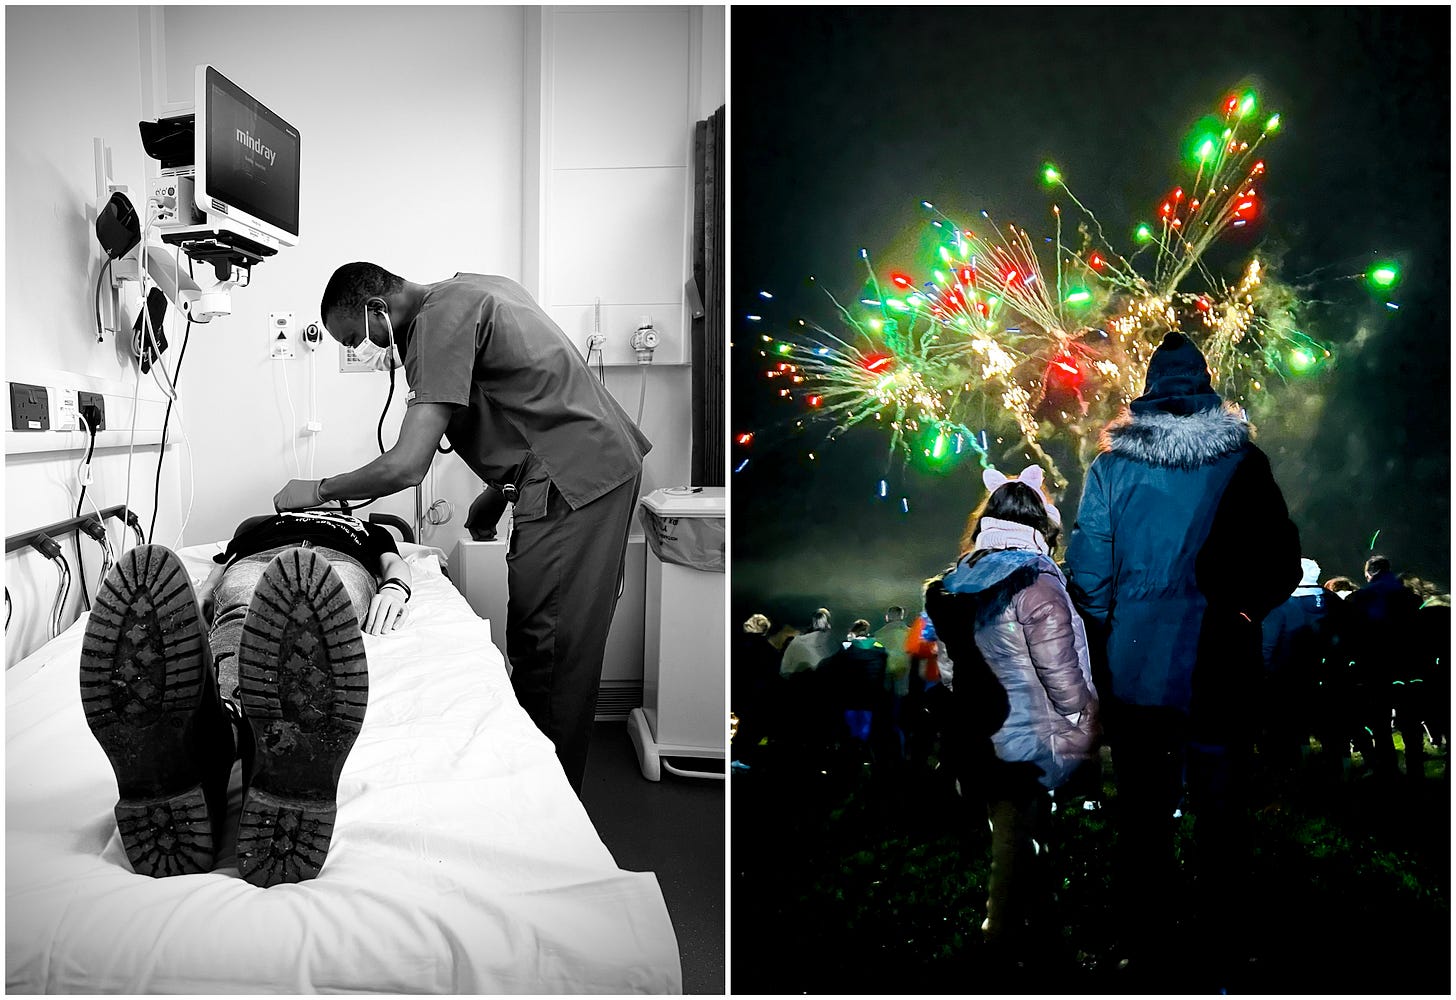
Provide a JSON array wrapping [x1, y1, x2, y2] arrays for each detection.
[[6, 534, 682, 994]]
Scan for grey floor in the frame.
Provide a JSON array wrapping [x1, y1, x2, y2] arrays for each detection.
[[580, 720, 725, 995]]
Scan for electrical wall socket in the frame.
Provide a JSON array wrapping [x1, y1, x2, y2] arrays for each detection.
[[9, 382, 49, 431], [78, 391, 105, 431]]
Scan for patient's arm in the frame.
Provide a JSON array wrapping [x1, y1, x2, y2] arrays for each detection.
[[378, 551, 412, 591], [364, 551, 413, 634]]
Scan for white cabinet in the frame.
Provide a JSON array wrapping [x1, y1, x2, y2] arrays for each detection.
[[450, 536, 647, 719], [627, 487, 725, 780]]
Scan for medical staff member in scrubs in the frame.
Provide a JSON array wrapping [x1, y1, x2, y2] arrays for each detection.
[[274, 263, 651, 794]]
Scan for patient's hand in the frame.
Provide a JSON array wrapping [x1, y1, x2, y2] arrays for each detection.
[[364, 587, 409, 635], [197, 564, 225, 624]]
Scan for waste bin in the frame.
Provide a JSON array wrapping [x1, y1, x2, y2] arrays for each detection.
[[628, 486, 726, 780]]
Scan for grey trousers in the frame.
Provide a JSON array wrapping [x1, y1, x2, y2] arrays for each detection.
[[506, 474, 640, 794], [209, 544, 377, 702]]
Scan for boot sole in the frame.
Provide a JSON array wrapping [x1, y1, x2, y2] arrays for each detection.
[[79, 544, 214, 877], [235, 547, 367, 887]]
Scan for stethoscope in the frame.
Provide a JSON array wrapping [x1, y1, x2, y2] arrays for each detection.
[[345, 302, 458, 513]]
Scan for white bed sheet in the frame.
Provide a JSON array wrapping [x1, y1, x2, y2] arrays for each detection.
[[6, 543, 681, 994]]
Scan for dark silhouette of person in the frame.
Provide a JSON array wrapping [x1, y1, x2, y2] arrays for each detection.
[[819, 619, 890, 766], [1413, 591, 1451, 754], [1259, 557, 1339, 784], [874, 606, 913, 760], [733, 613, 782, 765], [1345, 555, 1424, 779]]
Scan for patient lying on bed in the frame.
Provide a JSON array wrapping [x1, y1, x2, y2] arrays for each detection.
[[199, 510, 412, 704], [78, 510, 412, 888]]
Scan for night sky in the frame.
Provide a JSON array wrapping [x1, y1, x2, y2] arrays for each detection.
[[731, 6, 1451, 635]]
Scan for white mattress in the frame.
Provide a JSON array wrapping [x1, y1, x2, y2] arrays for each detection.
[[6, 543, 681, 994]]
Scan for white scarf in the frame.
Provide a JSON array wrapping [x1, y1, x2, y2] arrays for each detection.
[[974, 517, 1050, 556]]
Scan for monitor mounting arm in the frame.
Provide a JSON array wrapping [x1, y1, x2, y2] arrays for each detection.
[[155, 229, 267, 322], [103, 228, 245, 326]]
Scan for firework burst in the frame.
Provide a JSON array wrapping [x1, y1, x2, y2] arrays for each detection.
[[743, 88, 1397, 497]]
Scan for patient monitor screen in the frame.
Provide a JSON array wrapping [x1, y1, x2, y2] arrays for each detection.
[[204, 67, 300, 238]]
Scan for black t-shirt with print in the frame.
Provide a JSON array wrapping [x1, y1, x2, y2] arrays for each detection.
[[213, 511, 399, 575]]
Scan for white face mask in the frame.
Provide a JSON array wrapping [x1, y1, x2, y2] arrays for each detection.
[[354, 304, 401, 371]]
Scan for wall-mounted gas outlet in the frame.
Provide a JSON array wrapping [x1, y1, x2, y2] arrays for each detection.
[[78, 391, 105, 432], [629, 316, 660, 364], [9, 383, 49, 431], [269, 312, 296, 360]]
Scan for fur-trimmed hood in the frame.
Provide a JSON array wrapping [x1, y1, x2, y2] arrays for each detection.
[[939, 549, 1062, 629], [1100, 402, 1250, 469]]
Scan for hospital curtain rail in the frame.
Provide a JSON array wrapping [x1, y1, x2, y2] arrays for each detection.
[[690, 104, 726, 488]]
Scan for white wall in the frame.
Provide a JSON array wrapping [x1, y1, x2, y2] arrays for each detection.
[[526, 6, 720, 499], [155, 5, 525, 551], [5, 6, 184, 666], [699, 4, 725, 118]]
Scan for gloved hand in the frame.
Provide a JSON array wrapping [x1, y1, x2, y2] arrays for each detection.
[[364, 585, 409, 634], [274, 478, 326, 512]]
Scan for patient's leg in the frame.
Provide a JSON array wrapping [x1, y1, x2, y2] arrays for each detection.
[[79, 545, 235, 877], [234, 547, 368, 887], [207, 550, 285, 705]]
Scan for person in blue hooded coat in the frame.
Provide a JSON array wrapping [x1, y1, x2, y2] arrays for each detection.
[[1064, 331, 1301, 973], [924, 468, 1099, 952]]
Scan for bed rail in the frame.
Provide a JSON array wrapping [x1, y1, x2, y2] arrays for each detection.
[[5, 505, 139, 554], [367, 513, 415, 544]]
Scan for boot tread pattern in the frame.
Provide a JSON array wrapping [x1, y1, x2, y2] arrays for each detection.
[[114, 785, 213, 877], [79, 545, 215, 877], [80, 547, 205, 727], [235, 548, 367, 887], [236, 790, 337, 887]]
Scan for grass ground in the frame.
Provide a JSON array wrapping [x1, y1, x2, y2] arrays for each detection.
[[731, 733, 1450, 994]]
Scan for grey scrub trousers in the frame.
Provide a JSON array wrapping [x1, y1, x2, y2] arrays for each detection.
[[400, 273, 652, 793], [506, 474, 640, 790]]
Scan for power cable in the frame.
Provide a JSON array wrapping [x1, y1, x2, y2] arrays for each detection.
[[94, 259, 112, 341], [32, 535, 70, 640], [72, 415, 100, 611], [149, 298, 193, 542]]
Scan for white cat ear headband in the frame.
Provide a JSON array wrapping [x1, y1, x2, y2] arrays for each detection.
[[982, 465, 1062, 527]]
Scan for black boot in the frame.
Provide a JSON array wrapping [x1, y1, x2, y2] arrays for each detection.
[[80, 545, 235, 877], [234, 547, 368, 887]]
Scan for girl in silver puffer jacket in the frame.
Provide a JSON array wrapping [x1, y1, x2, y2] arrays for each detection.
[[924, 469, 1100, 950]]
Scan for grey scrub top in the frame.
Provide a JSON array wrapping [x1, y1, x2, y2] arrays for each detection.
[[402, 273, 651, 523]]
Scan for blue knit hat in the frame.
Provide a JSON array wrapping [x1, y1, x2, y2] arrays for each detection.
[[1130, 332, 1224, 415]]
